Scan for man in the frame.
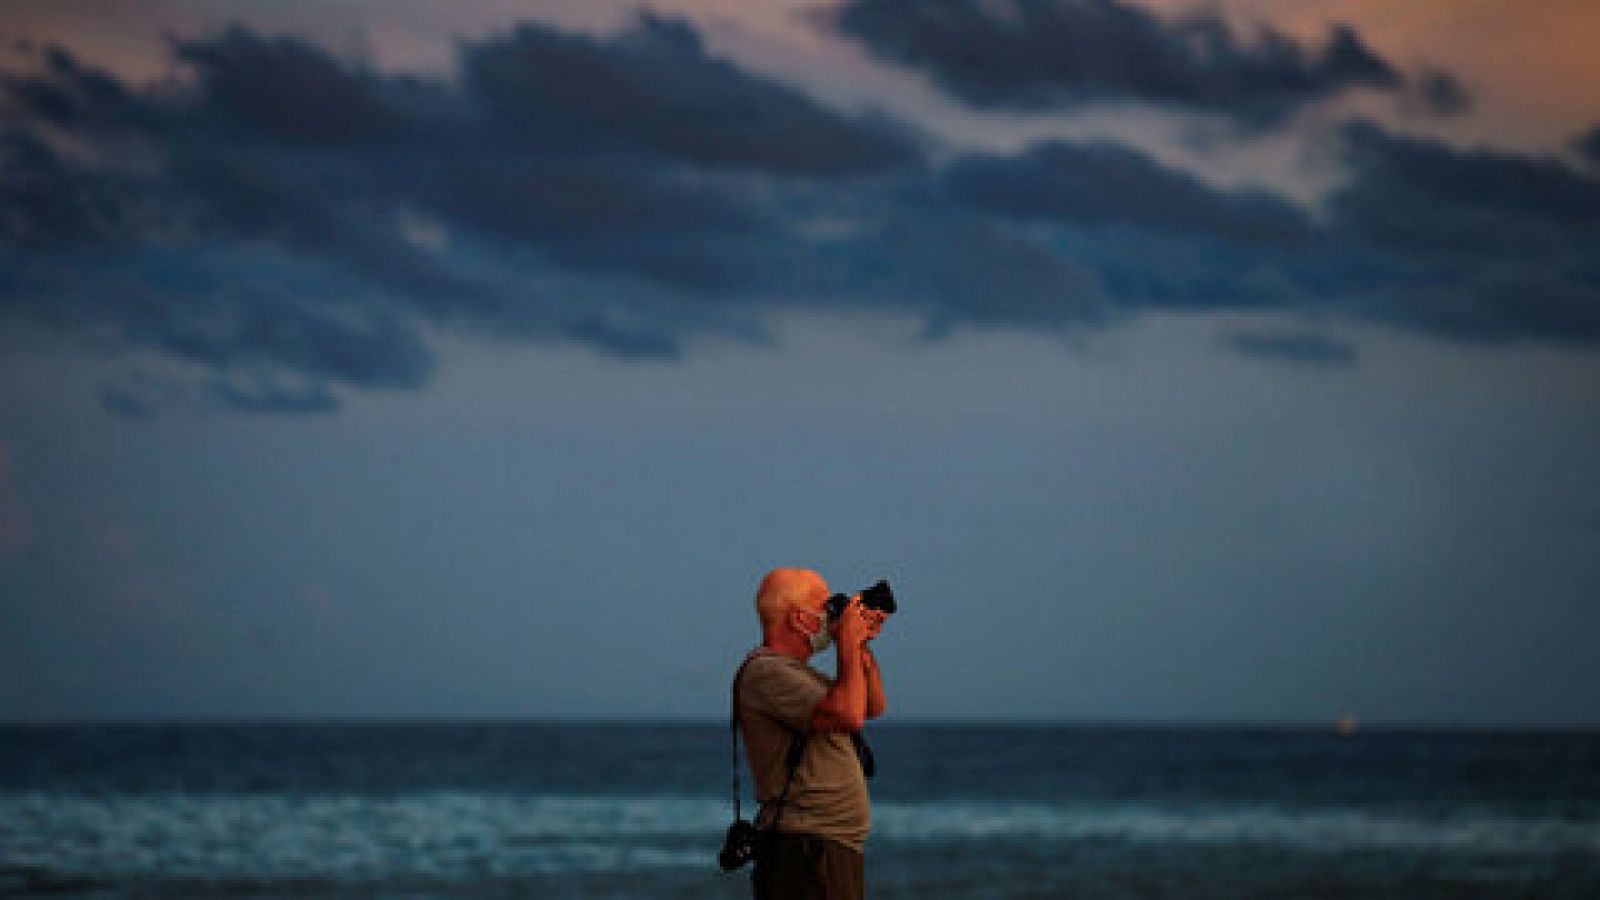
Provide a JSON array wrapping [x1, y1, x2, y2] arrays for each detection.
[[735, 567, 888, 900]]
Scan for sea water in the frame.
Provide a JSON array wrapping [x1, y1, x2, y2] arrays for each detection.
[[2, 724, 1597, 898]]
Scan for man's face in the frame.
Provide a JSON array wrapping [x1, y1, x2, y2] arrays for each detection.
[[790, 582, 832, 641]]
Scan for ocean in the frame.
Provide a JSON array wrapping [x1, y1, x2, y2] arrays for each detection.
[[2, 723, 1597, 898]]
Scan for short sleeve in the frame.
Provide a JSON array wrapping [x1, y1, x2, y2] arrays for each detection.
[[742, 656, 827, 732]]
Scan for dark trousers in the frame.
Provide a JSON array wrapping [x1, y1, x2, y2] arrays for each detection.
[[751, 831, 864, 900]]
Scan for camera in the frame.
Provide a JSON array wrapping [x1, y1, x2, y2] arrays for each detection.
[[718, 819, 761, 871], [824, 579, 897, 620]]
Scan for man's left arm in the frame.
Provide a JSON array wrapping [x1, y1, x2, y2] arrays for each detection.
[[863, 644, 887, 720]]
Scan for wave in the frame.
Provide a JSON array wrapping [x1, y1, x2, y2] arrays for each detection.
[[872, 801, 1600, 854], [2, 791, 1596, 880]]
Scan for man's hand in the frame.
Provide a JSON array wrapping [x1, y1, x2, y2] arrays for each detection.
[[862, 609, 887, 643], [812, 596, 870, 733], [835, 595, 875, 648]]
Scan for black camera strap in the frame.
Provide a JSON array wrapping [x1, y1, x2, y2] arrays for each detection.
[[730, 650, 808, 831], [850, 731, 876, 779]]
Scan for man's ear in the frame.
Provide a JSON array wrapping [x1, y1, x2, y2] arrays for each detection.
[[787, 607, 812, 635]]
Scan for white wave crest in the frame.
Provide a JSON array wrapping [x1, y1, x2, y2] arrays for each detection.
[[0, 792, 1595, 880], [871, 801, 1600, 855]]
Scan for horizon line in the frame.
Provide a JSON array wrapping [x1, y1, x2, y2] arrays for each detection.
[[4, 715, 1598, 732]]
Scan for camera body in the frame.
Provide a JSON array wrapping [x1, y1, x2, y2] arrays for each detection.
[[824, 579, 897, 620], [718, 819, 762, 871]]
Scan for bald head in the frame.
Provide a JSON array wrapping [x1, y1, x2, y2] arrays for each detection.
[[755, 567, 828, 637]]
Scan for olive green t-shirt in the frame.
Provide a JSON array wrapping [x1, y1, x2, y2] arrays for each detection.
[[736, 648, 870, 852]]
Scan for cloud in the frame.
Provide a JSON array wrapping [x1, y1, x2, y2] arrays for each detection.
[[1575, 124, 1600, 167], [205, 374, 338, 415], [854, 212, 1113, 333], [943, 140, 1314, 246], [1333, 121, 1600, 256], [170, 27, 421, 146], [0, 15, 922, 414], [935, 122, 1600, 345], [460, 14, 922, 176], [1411, 70, 1472, 118], [929, 139, 1327, 327], [1223, 329, 1358, 368], [1323, 120, 1600, 343], [1, 14, 1597, 416], [3, 44, 159, 133], [92, 366, 333, 418], [4, 241, 440, 388], [828, 0, 1403, 125], [422, 153, 769, 292]]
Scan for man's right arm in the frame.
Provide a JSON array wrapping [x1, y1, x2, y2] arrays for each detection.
[[810, 598, 870, 734]]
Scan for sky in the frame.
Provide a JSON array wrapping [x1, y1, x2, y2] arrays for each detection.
[[2, 0, 1598, 726]]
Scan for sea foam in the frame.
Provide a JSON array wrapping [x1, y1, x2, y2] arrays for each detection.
[[2, 791, 1595, 880]]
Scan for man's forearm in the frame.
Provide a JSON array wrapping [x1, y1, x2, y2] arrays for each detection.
[[864, 646, 886, 719], [812, 641, 867, 733]]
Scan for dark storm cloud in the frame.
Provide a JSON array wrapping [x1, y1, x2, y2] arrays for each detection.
[[1334, 121, 1600, 252], [0, 14, 923, 414], [171, 27, 421, 146], [4, 243, 441, 387], [1575, 124, 1600, 166], [845, 210, 1113, 332], [932, 138, 1329, 331], [829, 0, 1400, 125], [2, 12, 1598, 417], [935, 120, 1600, 348], [1323, 120, 1600, 343], [421, 152, 771, 294], [4, 44, 158, 132], [160, 23, 788, 299], [943, 140, 1314, 246], [461, 14, 921, 176], [1413, 70, 1472, 118]]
